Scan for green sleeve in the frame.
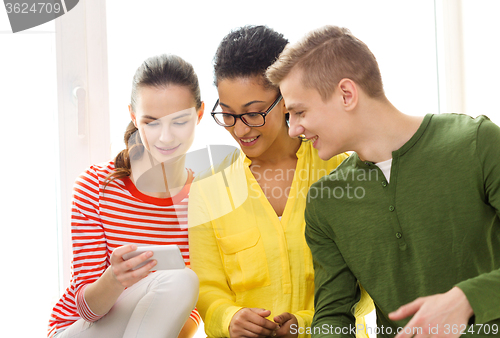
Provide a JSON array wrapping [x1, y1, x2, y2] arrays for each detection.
[[305, 191, 360, 338], [456, 117, 500, 324]]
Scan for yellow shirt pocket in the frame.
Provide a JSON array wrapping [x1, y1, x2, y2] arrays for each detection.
[[216, 227, 271, 292]]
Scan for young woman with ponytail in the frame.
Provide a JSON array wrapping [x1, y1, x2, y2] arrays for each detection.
[[48, 54, 204, 338]]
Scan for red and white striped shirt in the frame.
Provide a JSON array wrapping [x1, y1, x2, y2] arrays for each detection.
[[48, 162, 201, 337]]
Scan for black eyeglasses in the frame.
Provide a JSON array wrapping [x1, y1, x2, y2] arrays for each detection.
[[211, 94, 283, 127]]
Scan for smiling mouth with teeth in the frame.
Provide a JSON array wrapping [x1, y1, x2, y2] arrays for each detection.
[[240, 136, 259, 143], [307, 136, 318, 143]]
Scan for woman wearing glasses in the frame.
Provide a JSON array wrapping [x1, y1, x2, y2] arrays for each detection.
[[188, 26, 373, 338]]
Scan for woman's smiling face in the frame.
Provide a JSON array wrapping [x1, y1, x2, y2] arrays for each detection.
[[130, 85, 203, 164], [216, 76, 287, 160]]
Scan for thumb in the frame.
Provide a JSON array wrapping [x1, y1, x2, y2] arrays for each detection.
[[274, 312, 292, 324], [389, 297, 426, 321], [250, 308, 271, 317]]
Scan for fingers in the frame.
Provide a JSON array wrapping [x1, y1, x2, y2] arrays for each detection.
[[248, 309, 278, 331], [391, 297, 429, 338], [249, 308, 272, 318], [273, 312, 298, 337], [110, 244, 137, 264], [274, 326, 289, 337], [122, 251, 155, 272], [241, 321, 275, 338], [273, 312, 293, 325], [392, 289, 474, 338], [229, 308, 279, 338], [109, 245, 157, 288], [111, 244, 156, 272], [389, 297, 426, 321]]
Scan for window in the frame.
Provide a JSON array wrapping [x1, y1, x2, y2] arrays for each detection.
[[2, 0, 499, 336], [0, 19, 60, 336]]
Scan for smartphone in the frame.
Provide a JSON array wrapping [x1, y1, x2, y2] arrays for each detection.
[[122, 244, 186, 271]]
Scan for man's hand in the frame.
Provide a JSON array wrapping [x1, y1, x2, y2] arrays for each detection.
[[229, 308, 279, 338], [273, 312, 298, 337], [389, 287, 474, 338]]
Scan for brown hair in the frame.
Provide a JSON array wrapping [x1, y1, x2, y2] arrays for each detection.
[[266, 25, 384, 101], [106, 54, 201, 186]]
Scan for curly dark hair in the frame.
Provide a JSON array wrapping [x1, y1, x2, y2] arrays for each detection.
[[213, 25, 289, 87]]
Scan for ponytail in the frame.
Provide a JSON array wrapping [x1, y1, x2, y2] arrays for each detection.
[[105, 121, 145, 188]]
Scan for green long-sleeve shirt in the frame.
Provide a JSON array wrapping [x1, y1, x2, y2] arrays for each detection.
[[305, 113, 500, 337]]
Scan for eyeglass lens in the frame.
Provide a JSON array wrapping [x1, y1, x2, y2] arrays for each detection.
[[214, 113, 264, 127]]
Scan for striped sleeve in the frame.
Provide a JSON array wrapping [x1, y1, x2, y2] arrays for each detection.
[[48, 166, 109, 336], [71, 167, 109, 321], [76, 284, 105, 322], [189, 307, 202, 326]]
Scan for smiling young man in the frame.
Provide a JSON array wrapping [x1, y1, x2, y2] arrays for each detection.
[[266, 25, 500, 338]]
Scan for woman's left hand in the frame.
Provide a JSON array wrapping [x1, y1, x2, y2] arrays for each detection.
[[273, 312, 298, 338]]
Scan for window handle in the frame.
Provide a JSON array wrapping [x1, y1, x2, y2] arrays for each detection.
[[72, 86, 86, 137]]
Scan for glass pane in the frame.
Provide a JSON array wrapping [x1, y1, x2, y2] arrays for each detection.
[[462, 0, 500, 125], [0, 22, 60, 336]]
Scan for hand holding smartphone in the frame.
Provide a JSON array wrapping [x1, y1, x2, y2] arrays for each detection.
[[122, 244, 186, 271]]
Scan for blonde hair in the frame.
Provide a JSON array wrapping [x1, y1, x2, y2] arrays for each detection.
[[266, 25, 384, 101]]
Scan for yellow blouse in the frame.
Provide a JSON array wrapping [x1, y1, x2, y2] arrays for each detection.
[[188, 141, 373, 338]]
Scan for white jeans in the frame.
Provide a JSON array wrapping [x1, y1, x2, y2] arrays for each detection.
[[55, 268, 199, 338]]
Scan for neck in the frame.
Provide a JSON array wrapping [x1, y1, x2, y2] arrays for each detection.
[[130, 153, 188, 199], [349, 97, 424, 163], [248, 126, 301, 167]]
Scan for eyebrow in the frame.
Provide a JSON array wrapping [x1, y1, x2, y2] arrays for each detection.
[[219, 100, 266, 109], [140, 113, 191, 121], [141, 115, 158, 121], [285, 103, 304, 113]]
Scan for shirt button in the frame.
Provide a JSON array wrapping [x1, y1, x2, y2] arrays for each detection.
[[389, 205, 395, 212], [382, 181, 388, 187], [396, 232, 402, 239]]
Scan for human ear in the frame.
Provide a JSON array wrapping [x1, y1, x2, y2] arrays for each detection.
[[196, 102, 205, 125], [280, 97, 288, 115], [338, 79, 358, 111], [129, 104, 138, 128]]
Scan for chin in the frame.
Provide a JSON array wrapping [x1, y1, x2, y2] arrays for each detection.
[[151, 152, 179, 164], [241, 146, 264, 159], [318, 149, 336, 161]]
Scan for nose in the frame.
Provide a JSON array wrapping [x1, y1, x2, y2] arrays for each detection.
[[232, 118, 251, 137], [288, 114, 305, 138], [159, 124, 174, 144]]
